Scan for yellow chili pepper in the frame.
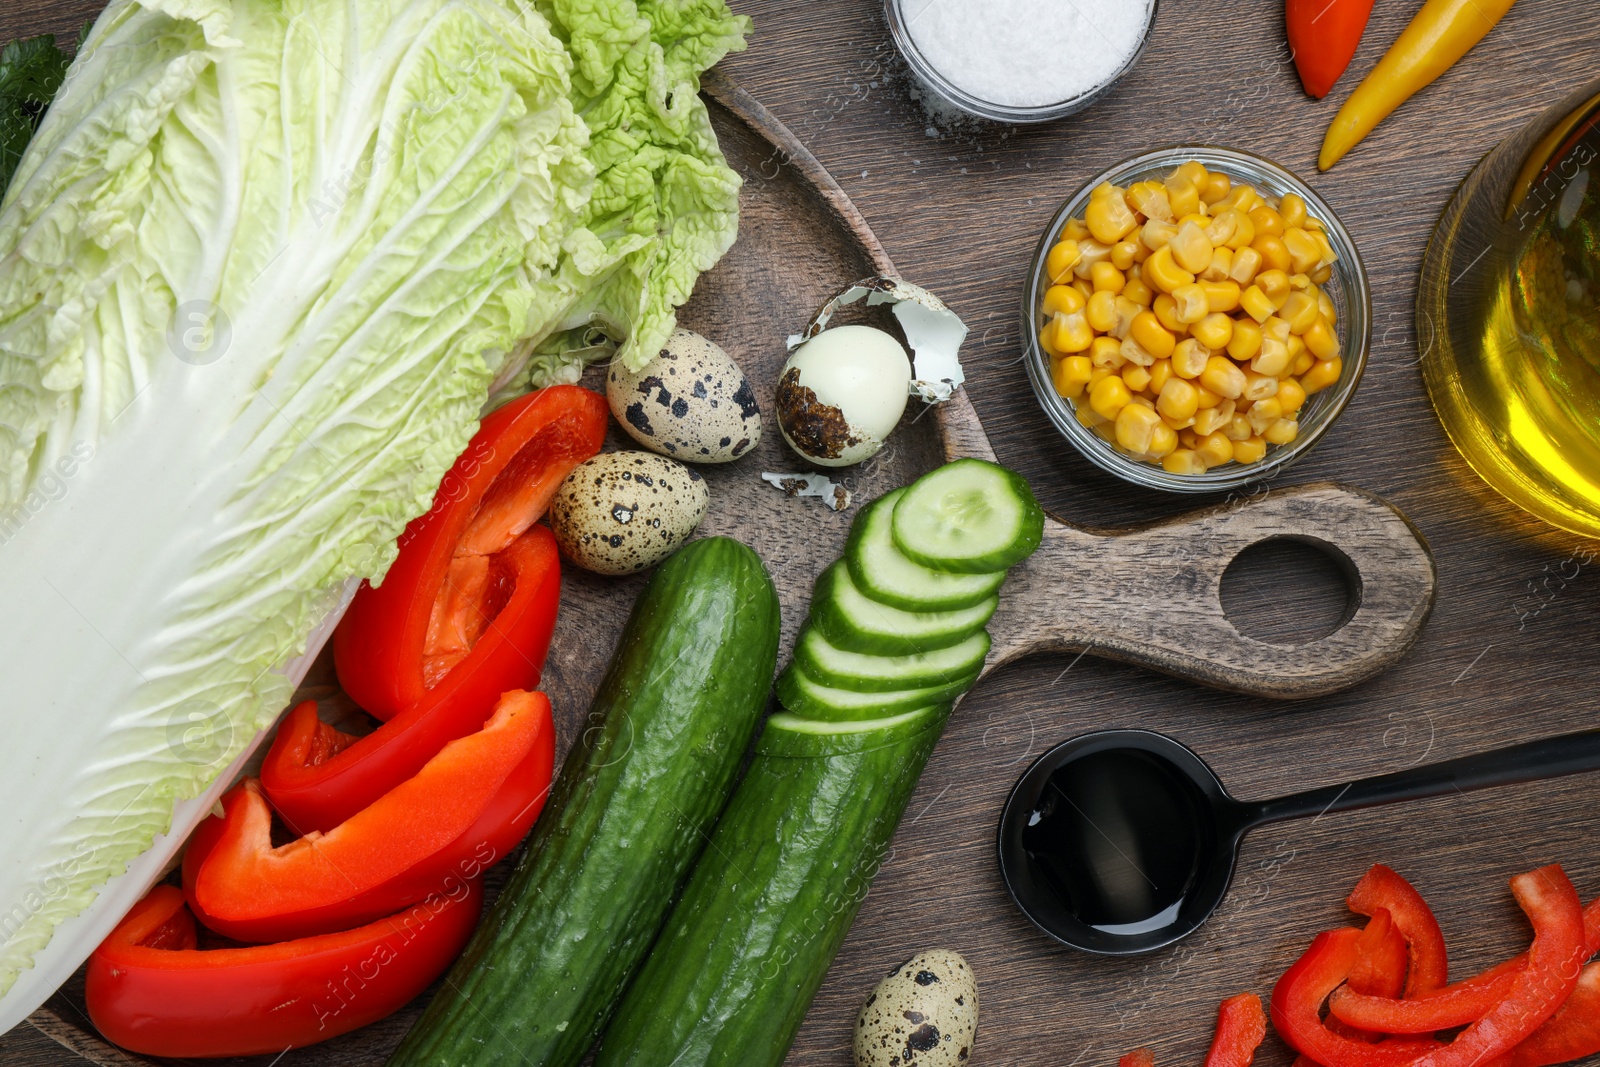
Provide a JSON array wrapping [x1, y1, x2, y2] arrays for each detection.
[[1319, 0, 1518, 170]]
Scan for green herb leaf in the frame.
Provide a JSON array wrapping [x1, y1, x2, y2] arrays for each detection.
[[0, 34, 72, 195]]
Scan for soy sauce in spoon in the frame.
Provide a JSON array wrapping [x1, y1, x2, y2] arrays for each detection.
[[999, 728, 1600, 956]]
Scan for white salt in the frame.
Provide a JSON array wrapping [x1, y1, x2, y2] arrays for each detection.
[[902, 0, 1153, 110]]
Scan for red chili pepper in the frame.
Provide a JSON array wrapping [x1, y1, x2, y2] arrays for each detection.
[[334, 385, 606, 720], [263, 525, 560, 832], [1203, 993, 1267, 1067], [1498, 962, 1600, 1067], [1286, 0, 1376, 98], [1407, 866, 1587, 1067], [1349, 865, 1450, 996], [1272, 928, 1444, 1067], [86, 882, 482, 1058], [186, 691, 552, 943]]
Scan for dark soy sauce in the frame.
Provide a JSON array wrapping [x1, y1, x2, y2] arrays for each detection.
[[1020, 748, 1207, 933]]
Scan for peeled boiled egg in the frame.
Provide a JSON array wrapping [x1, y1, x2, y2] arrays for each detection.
[[775, 325, 911, 467]]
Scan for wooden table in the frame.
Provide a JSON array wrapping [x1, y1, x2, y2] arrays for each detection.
[[5, 0, 1600, 1064]]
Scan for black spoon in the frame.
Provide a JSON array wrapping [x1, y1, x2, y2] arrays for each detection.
[[997, 728, 1600, 955]]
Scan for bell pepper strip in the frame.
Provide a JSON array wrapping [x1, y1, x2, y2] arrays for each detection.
[[1319, 0, 1519, 170], [1331, 894, 1600, 1036], [86, 881, 482, 1058], [1348, 864, 1450, 996], [334, 384, 606, 719], [1330, 908, 1410, 1042], [1406, 866, 1586, 1067], [1203, 993, 1267, 1067], [188, 691, 553, 943], [1272, 928, 1446, 1067], [1121, 1049, 1157, 1067], [1497, 962, 1600, 1067], [265, 526, 559, 833], [1286, 0, 1375, 99]]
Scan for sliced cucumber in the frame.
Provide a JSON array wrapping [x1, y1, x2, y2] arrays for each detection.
[[794, 626, 990, 693], [891, 458, 1044, 574], [776, 658, 978, 722], [809, 562, 998, 656], [846, 489, 1006, 611]]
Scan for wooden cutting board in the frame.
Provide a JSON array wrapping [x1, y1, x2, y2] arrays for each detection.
[[10, 1, 1600, 1065]]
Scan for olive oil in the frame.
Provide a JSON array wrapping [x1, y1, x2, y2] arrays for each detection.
[[1419, 81, 1600, 536]]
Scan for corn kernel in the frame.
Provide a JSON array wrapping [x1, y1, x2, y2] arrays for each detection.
[[1283, 228, 1321, 275], [1046, 240, 1082, 284], [1061, 217, 1090, 242], [1240, 285, 1274, 323], [1171, 283, 1209, 324], [1132, 241, 1153, 265], [1130, 311, 1177, 359], [1201, 355, 1247, 399], [1169, 222, 1214, 275], [1202, 246, 1235, 283], [1144, 245, 1194, 293], [1141, 218, 1178, 251], [1301, 356, 1342, 394], [1228, 246, 1263, 286], [1194, 399, 1235, 436], [1153, 293, 1186, 333], [1090, 335, 1125, 369], [1149, 358, 1173, 392], [1122, 275, 1155, 307], [1196, 431, 1234, 467], [1178, 428, 1200, 449], [1256, 269, 1291, 306], [1115, 402, 1163, 453], [1163, 449, 1207, 474], [1085, 290, 1117, 334], [1042, 284, 1086, 319], [1073, 241, 1113, 279], [1089, 374, 1133, 418], [1248, 206, 1285, 238], [1251, 338, 1292, 378], [1175, 160, 1208, 188], [1318, 290, 1337, 324], [1111, 240, 1140, 271], [1111, 295, 1143, 338], [1051, 311, 1094, 353], [1253, 234, 1291, 273], [1262, 315, 1290, 344], [1247, 396, 1284, 434], [1279, 291, 1319, 335], [1171, 338, 1211, 379], [1092, 262, 1126, 294], [1162, 411, 1196, 431], [1087, 194, 1138, 245], [1277, 378, 1306, 414], [1092, 419, 1119, 443], [1292, 351, 1315, 377], [1147, 423, 1179, 459], [1088, 366, 1114, 387], [1224, 413, 1253, 441], [1241, 370, 1279, 402], [1304, 316, 1341, 361], [1073, 278, 1095, 300], [1205, 211, 1238, 248], [1164, 173, 1200, 219], [1289, 273, 1312, 292], [1129, 393, 1155, 409], [1202, 280, 1242, 313], [1192, 312, 1234, 351], [1312, 231, 1338, 268], [1090, 181, 1120, 200], [1201, 172, 1232, 205], [1127, 181, 1173, 223], [1231, 186, 1265, 214], [1120, 336, 1157, 367], [1193, 383, 1223, 409], [1223, 209, 1257, 250], [1265, 418, 1300, 446], [1052, 355, 1093, 398], [1122, 363, 1152, 392], [1279, 193, 1307, 229], [1226, 318, 1263, 361], [1232, 436, 1267, 464], [1156, 377, 1200, 421]]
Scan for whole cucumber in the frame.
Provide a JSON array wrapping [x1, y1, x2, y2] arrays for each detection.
[[389, 537, 781, 1067], [593, 705, 951, 1067]]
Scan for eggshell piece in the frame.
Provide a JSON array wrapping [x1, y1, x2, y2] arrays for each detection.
[[607, 329, 762, 464], [854, 948, 978, 1067], [549, 452, 709, 576]]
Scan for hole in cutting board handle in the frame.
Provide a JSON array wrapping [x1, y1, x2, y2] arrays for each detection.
[[1220, 536, 1359, 646]]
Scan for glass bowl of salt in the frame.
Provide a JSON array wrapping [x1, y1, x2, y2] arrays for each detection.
[[885, 0, 1158, 123]]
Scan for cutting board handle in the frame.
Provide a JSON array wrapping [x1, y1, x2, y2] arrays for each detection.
[[984, 482, 1436, 699]]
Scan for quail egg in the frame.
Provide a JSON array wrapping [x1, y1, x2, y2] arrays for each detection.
[[549, 452, 709, 576], [775, 324, 911, 467], [854, 948, 978, 1067], [607, 328, 762, 463]]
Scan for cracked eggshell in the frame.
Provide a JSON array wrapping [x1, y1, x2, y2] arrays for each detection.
[[854, 949, 978, 1067], [607, 328, 762, 463], [549, 452, 709, 576], [776, 325, 910, 468]]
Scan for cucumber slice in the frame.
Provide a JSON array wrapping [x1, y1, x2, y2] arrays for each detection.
[[776, 658, 978, 722], [809, 562, 998, 656], [891, 458, 1044, 574], [794, 626, 991, 693], [846, 489, 1006, 611], [755, 705, 950, 758]]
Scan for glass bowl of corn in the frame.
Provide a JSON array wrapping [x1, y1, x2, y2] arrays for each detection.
[[1022, 146, 1371, 493]]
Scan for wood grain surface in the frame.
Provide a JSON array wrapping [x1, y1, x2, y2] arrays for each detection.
[[6, 1, 1600, 1066]]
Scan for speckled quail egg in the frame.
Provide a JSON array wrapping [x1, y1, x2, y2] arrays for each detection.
[[854, 949, 978, 1067], [549, 452, 709, 576], [776, 324, 911, 467], [607, 328, 762, 463]]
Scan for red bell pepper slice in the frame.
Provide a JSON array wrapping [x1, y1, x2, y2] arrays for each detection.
[[86, 881, 481, 1058], [1121, 1049, 1157, 1067], [188, 691, 553, 943], [334, 385, 606, 719], [1328, 908, 1410, 1043], [1272, 928, 1445, 1067], [1203, 993, 1267, 1067], [264, 526, 559, 833], [1407, 866, 1586, 1067], [1498, 962, 1600, 1067], [1286, 0, 1375, 98], [1349, 864, 1451, 997]]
